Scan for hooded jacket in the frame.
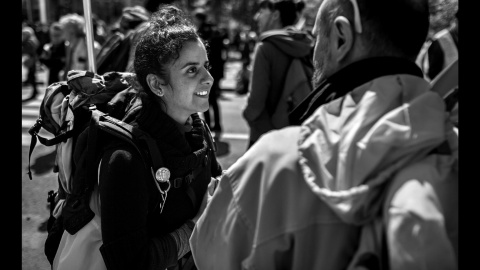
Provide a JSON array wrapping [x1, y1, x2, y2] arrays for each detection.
[[242, 27, 314, 144], [191, 62, 458, 269]]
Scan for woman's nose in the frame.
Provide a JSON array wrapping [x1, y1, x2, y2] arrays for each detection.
[[203, 68, 214, 86]]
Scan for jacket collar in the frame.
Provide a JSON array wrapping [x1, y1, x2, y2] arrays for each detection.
[[124, 96, 208, 176], [289, 57, 424, 125]]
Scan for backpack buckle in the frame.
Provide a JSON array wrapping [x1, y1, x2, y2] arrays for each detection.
[[173, 173, 194, 189], [28, 118, 43, 136], [173, 178, 183, 188], [184, 173, 193, 185]]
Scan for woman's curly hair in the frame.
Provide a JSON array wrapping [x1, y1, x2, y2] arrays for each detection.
[[134, 4, 199, 95]]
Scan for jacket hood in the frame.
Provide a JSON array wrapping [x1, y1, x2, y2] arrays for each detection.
[[297, 74, 452, 225], [259, 27, 314, 58]]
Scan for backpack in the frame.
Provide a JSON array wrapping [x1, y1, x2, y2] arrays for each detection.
[[27, 70, 169, 265], [261, 33, 314, 129], [416, 29, 458, 82], [271, 55, 313, 128], [430, 58, 458, 128]]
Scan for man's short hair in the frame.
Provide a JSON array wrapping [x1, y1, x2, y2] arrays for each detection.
[[323, 0, 430, 60], [259, 0, 274, 10]]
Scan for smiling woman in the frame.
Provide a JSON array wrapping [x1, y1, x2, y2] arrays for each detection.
[[152, 39, 214, 123], [51, 4, 223, 270]]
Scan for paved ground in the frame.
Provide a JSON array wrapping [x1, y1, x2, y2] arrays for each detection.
[[22, 54, 250, 269]]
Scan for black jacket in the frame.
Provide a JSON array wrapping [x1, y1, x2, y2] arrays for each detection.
[[98, 97, 222, 269]]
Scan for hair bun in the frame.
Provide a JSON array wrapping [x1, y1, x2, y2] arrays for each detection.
[[152, 5, 184, 28]]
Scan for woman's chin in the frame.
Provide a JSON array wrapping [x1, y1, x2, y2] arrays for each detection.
[[198, 103, 210, 113]]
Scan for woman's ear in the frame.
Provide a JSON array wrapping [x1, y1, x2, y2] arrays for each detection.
[[331, 16, 354, 62], [146, 74, 167, 97]]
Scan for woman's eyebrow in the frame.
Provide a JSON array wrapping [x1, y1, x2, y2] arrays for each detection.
[[181, 62, 200, 69], [180, 60, 209, 69]]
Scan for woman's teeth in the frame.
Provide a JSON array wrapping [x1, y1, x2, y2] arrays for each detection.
[[195, 91, 208, 96]]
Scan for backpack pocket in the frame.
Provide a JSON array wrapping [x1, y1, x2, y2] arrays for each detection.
[[61, 193, 95, 235]]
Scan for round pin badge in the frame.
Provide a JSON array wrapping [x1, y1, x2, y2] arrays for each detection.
[[155, 167, 170, 183]]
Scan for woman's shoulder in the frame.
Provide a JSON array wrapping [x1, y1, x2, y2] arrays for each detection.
[[98, 141, 151, 188], [101, 140, 144, 166]]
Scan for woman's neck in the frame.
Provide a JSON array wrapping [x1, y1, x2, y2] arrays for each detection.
[[156, 98, 190, 127]]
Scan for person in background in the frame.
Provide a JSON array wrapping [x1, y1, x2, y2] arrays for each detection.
[[192, 8, 226, 135], [92, 13, 108, 46], [39, 22, 67, 85], [22, 21, 40, 100], [96, 5, 150, 74], [123, 0, 171, 73], [190, 0, 458, 269], [242, 0, 314, 149], [35, 22, 51, 58], [234, 29, 256, 96], [51, 5, 223, 270], [59, 13, 101, 79], [294, 0, 307, 30]]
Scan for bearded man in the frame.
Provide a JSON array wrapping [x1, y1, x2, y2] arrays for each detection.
[[190, 0, 458, 269]]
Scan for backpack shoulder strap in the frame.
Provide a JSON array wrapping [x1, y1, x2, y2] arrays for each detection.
[[93, 109, 170, 195], [261, 38, 295, 114], [430, 58, 458, 100]]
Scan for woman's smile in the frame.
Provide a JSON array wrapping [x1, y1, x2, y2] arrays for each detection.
[[195, 90, 209, 97]]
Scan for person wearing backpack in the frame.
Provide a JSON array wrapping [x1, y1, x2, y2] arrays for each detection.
[[242, 0, 314, 149], [190, 0, 458, 269], [50, 5, 223, 270], [96, 6, 150, 74]]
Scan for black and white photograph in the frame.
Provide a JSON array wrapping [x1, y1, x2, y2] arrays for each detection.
[[22, 0, 459, 269]]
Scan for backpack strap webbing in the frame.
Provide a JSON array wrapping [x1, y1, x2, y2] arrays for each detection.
[[262, 38, 313, 117], [430, 58, 458, 100], [85, 108, 101, 194], [27, 119, 76, 180]]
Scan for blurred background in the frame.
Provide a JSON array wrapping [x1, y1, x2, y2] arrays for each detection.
[[21, 0, 458, 48]]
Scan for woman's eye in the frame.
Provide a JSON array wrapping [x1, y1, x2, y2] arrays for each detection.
[[204, 63, 211, 71]]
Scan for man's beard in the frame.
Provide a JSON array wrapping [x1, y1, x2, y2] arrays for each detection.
[[312, 36, 331, 90], [312, 68, 325, 90]]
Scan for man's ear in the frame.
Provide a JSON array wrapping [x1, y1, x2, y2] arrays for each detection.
[[146, 74, 167, 97], [331, 16, 354, 62], [271, 10, 281, 25]]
